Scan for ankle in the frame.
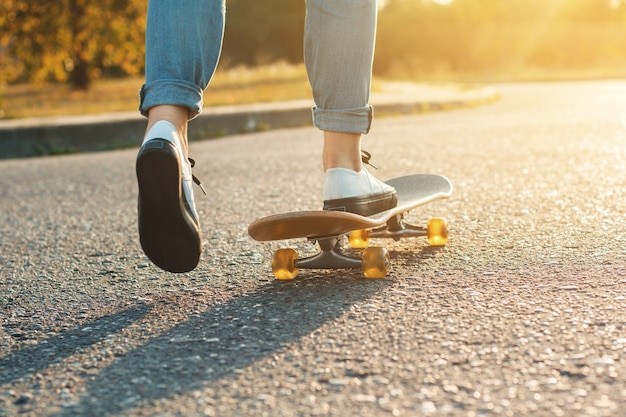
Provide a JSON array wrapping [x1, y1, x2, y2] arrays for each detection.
[[146, 105, 189, 155], [322, 131, 362, 172]]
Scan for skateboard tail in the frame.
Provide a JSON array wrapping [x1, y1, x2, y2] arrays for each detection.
[[248, 210, 378, 242]]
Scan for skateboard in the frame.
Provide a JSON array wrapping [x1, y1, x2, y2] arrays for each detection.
[[248, 174, 453, 280]]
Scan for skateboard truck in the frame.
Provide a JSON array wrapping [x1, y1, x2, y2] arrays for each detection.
[[272, 236, 391, 280], [349, 215, 448, 249], [372, 214, 427, 240], [298, 237, 363, 270], [270, 216, 448, 280]]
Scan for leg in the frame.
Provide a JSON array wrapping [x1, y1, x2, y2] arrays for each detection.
[[145, 105, 189, 156], [136, 0, 225, 273], [322, 131, 361, 172], [140, 0, 226, 131], [305, 0, 375, 171], [305, 0, 397, 215], [305, 0, 377, 135]]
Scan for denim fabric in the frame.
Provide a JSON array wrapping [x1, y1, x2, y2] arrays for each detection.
[[140, 0, 377, 133], [305, 0, 377, 134], [140, 0, 225, 119]]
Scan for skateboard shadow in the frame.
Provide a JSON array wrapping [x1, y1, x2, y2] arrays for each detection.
[[0, 304, 153, 386], [50, 275, 390, 416]]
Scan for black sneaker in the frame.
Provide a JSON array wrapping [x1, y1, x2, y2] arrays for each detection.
[[136, 121, 206, 273]]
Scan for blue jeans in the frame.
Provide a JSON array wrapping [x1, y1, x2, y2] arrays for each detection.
[[140, 0, 377, 134]]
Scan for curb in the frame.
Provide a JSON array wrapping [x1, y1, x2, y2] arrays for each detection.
[[0, 84, 499, 159]]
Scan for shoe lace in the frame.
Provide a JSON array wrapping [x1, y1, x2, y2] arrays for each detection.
[[361, 150, 378, 170], [188, 158, 207, 195]]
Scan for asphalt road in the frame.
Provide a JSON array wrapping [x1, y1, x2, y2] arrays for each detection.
[[2, 80, 626, 416]]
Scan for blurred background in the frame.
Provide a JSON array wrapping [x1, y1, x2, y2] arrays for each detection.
[[2, 0, 626, 118]]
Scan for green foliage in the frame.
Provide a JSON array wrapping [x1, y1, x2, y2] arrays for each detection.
[[1, 0, 145, 89], [2, 0, 626, 89]]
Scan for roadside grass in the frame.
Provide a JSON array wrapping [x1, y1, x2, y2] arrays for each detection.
[[2, 62, 625, 120], [1, 63, 314, 120]]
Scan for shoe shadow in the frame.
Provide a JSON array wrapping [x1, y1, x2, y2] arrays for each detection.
[[0, 304, 153, 386], [53, 275, 391, 416]]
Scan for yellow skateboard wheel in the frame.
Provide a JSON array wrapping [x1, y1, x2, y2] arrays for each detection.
[[272, 248, 299, 280], [427, 218, 448, 246], [349, 229, 371, 249], [362, 247, 390, 279]]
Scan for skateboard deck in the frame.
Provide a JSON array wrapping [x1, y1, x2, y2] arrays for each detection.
[[248, 174, 452, 280]]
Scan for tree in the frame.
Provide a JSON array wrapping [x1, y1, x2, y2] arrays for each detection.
[[3, 0, 625, 88], [1, 0, 307, 87], [1, 0, 145, 89]]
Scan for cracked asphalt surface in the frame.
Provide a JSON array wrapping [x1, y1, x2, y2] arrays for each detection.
[[2, 80, 626, 416]]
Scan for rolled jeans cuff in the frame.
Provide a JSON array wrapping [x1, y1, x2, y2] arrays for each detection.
[[139, 79, 204, 120], [312, 105, 373, 135]]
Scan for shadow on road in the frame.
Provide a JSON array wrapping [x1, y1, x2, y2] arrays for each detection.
[[388, 244, 447, 264], [0, 304, 153, 386], [51, 275, 390, 416]]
